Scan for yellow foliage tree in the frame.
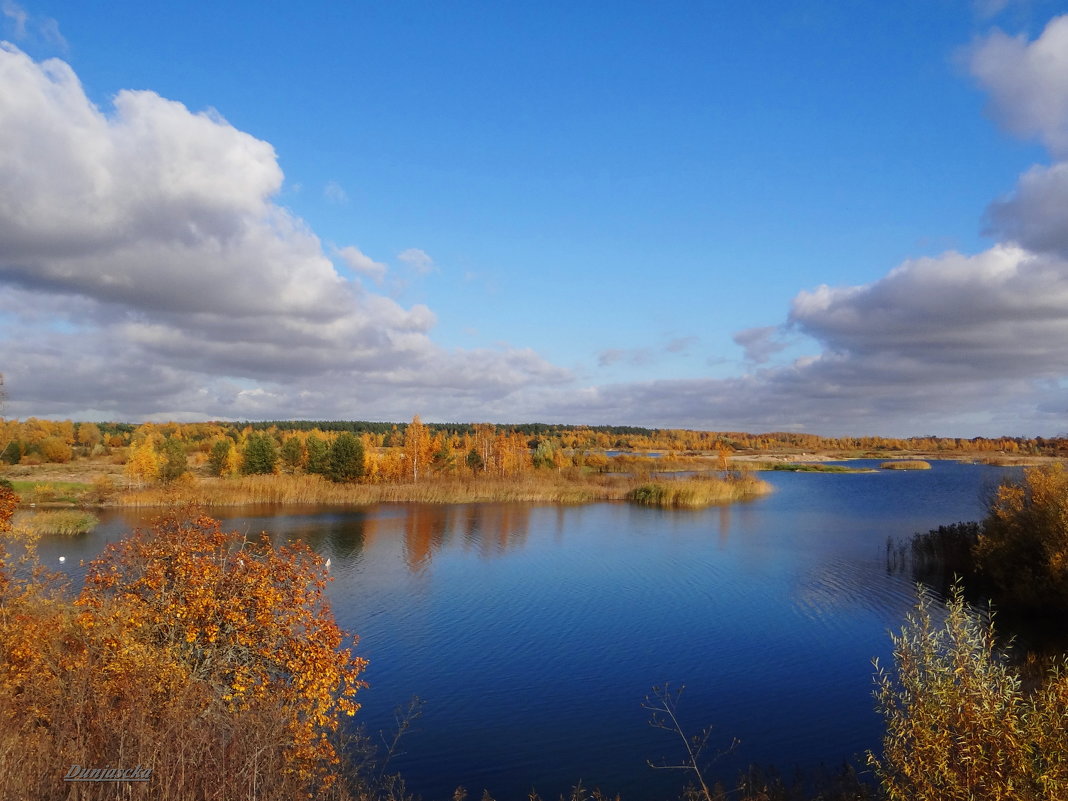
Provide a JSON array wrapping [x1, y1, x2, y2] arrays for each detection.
[[404, 415, 433, 483], [77, 515, 367, 786], [125, 437, 160, 486]]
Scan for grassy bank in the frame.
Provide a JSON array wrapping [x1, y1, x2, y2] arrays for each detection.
[[117, 471, 772, 509], [879, 460, 932, 470], [13, 509, 99, 535]]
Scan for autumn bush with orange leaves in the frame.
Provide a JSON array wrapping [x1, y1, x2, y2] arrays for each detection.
[[0, 488, 370, 801]]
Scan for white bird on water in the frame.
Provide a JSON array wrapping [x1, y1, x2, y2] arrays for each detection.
[[58, 556, 65, 563], [324, 558, 331, 571]]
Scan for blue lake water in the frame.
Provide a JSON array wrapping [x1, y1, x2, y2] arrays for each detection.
[[37, 460, 1019, 800]]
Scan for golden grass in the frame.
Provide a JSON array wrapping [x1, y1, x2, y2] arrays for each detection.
[[14, 509, 99, 535], [879, 460, 932, 470], [117, 470, 772, 509], [627, 475, 771, 508]]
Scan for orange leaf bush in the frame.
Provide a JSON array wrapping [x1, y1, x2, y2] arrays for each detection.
[[77, 514, 368, 782], [0, 505, 368, 800]]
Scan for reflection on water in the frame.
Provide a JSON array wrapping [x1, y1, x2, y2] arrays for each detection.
[[33, 461, 1020, 800]]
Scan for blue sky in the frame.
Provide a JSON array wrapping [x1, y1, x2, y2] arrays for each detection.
[[2, 0, 1068, 435]]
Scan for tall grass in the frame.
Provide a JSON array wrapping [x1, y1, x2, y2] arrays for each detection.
[[15, 509, 99, 535], [11, 480, 92, 504], [879, 460, 932, 470], [118, 471, 772, 509], [627, 474, 771, 509]]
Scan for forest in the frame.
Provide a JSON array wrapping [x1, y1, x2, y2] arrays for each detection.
[[2, 416, 1063, 478]]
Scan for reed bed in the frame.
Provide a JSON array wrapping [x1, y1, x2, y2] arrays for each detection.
[[117, 471, 772, 509], [626, 474, 771, 508], [14, 509, 99, 535], [879, 460, 932, 470]]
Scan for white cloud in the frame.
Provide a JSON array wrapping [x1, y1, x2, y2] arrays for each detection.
[[336, 245, 388, 283], [7, 13, 1068, 437], [397, 247, 435, 275], [0, 44, 570, 421], [967, 15, 1068, 156], [985, 161, 1068, 256]]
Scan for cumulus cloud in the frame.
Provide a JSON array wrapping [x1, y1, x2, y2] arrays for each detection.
[[7, 12, 1068, 437], [967, 15, 1068, 156], [336, 245, 388, 283], [0, 43, 569, 421], [397, 248, 435, 275], [535, 18, 1068, 436], [985, 161, 1068, 256]]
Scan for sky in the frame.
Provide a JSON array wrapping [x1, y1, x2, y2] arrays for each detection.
[[2, 0, 1068, 436]]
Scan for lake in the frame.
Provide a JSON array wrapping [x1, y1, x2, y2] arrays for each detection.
[[37, 460, 1018, 800]]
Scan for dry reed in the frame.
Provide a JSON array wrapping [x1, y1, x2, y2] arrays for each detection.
[[13, 509, 99, 535], [117, 471, 772, 509], [627, 475, 770, 508], [879, 460, 932, 470]]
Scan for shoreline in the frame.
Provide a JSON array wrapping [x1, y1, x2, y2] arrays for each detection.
[[4, 448, 1059, 512]]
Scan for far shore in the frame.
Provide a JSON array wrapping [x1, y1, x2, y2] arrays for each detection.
[[3, 448, 1059, 515]]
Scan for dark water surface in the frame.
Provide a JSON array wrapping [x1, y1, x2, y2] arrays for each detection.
[[39, 460, 1018, 800]]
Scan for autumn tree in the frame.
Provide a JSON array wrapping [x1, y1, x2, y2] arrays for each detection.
[[157, 436, 188, 483], [125, 437, 160, 486], [76, 421, 102, 450], [208, 438, 232, 476], [77, 515, 367, 786], [327, 432, 365, 483], [281, 435, 306, 472], [404, 415, 433, 483], [37, 436, 72, 463]]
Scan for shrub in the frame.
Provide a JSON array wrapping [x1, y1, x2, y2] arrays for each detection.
[[37, 437, 73, 464], [63, 514, 367, 794], [975, 464, 1068, 609], [870, 585, 1068, 800]]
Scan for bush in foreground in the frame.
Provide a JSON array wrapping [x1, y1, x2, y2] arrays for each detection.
[[870, 585, 1068, 801], [0, 499, 369, 800]]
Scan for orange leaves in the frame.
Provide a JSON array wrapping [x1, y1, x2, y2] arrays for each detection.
[[0, 510, 366, 798], [75, 512, 367, 785], [0, 484, 16, 531], [975, 464, 1068, 608]]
